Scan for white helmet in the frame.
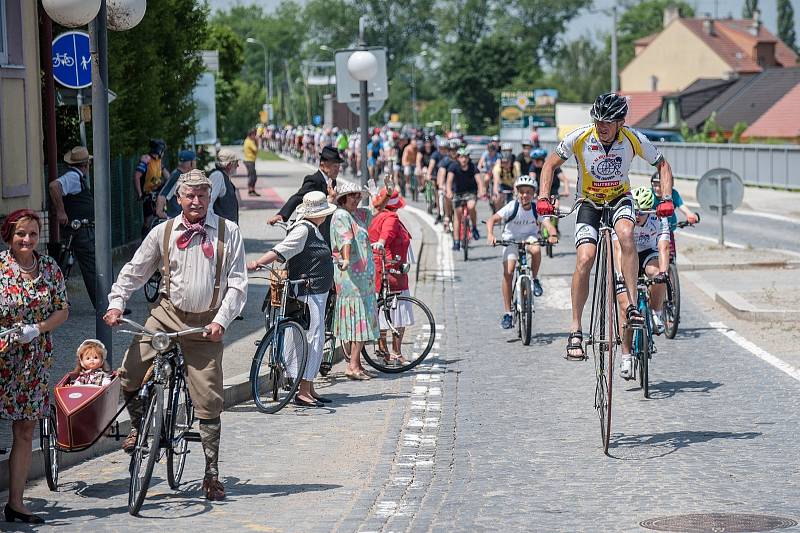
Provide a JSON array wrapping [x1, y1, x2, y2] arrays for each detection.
[[501, 142, 513, 152], [514, 174, 536, 190]]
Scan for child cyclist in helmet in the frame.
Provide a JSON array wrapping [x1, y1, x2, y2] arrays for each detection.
[[486, 175, 559, 330], [614, 186, 671, 379]]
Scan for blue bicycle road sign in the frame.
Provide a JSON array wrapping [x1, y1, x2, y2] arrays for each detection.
[[52, 31, 92, 90]]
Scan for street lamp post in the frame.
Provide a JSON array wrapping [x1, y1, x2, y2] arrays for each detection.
[[247, 37, 271, 118], [347, 16, 377, 187], [611, 2, 619, 93]]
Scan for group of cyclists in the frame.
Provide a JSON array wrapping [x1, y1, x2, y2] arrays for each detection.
[[263, 92, 699, 383]]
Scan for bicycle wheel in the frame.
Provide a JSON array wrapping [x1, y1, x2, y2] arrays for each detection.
[[362, 295, 436, 373], [461, 216, 470, 261], [664, 263, 681, 339], [319, 333, 336, 377], [167, 371, 194, 489], [128, 387, 163, 515], [520, 277, 533, 346], [40, 405, 59, 491], [546, 242, 554, 258], [144, 272, 161, 303], [590, 232, 614, 454], [250, 321, 308, 413], [640, 327, 650, 399]]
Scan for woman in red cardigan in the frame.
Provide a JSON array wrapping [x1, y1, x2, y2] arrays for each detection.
[[368, 187, 413, 363]]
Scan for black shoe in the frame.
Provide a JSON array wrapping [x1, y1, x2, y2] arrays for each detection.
[[4, 505, 45, 524], [312, 395, 332, 404], [235, 315, 244, 321], [294, 396, 322, 407]]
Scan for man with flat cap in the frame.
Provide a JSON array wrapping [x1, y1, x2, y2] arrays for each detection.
[[104, 168, 247, 502], [268, 145, 343, 244]]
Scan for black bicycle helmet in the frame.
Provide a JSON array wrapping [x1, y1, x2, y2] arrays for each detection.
[[149, 139, 166, 157], [590, 93, 628, 122]]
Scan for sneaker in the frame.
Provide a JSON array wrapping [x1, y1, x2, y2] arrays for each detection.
[[620, 355, 633, 380], [472, 227, 480, 240], [533, 278, 543, 297], [452, 241, 461, 251], [652, 310, 665, 335], [500, 313, 513, 329]]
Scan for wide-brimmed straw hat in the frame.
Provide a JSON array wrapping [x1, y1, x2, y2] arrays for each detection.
[[335, 180, 367, 201], [64, 146, 92, 165], [296, 191, 337, 219]]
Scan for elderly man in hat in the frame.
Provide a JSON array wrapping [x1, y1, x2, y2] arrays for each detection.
[[103, 169, 247, 501], [48, 146, 99, 309], [209, 148, 240, 224], [268, 145, 343, 246]]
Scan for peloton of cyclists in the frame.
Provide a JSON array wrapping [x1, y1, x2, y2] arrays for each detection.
[[535, 93, 676, 361], [486, 175, 559, 329]]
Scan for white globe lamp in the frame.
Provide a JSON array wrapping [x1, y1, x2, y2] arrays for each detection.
[[107, 0, 147, 31], [43, 0, 101, 28], [347, 51, 378, 81]]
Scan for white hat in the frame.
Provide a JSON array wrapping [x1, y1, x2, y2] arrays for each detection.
[[335, 180, 367, 201], [296, 191, 337, 219]]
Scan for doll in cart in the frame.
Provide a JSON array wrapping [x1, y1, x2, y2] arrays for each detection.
[[69, 339, 113, 387]]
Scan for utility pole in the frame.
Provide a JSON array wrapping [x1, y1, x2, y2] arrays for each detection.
[[89, 1, 113, 361], [358, 16, 369, 187], [611, 2, 619, 93]]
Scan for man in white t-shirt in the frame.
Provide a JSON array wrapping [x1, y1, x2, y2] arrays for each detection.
[[486, 175, 558, 329]]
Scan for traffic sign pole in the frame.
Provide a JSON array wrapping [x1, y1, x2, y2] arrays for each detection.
[[90, 1, 113, 364]]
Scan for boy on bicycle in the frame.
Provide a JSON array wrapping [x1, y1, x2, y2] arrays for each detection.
[[486, 175, 558, 329], [614, 186, 670, 379]]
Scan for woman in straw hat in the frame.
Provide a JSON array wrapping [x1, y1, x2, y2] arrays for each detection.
[[247, 191, 336, 406], [330, 181, 380, 380]]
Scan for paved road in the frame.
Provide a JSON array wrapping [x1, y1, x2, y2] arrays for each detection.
[[6, 160, 799, 531]]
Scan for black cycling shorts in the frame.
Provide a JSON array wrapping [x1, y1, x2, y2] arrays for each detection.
[[574, 194, 635, 248]]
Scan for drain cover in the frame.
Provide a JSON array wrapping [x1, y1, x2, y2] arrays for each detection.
[[640, 513, 797, 532]]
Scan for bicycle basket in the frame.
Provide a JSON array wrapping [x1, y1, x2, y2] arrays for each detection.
[[268, 268, 288, 307]]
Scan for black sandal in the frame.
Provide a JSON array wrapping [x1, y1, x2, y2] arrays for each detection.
[[626, 305, 645, 326], [565, 330, 586, 360]]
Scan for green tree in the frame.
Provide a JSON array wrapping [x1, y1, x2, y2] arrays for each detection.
[[777, 0, 798, 53], [205, 24, 245, 143], [107, 0, 208, 158], [730, 121, 748, 144], [743, 0, 758, 19], [540, 36, 611, 103], [617, 0, 694, 69], [225, 80, 266, 141]]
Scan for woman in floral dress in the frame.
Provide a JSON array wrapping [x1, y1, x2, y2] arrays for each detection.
[[330, 181, 379, 380], [0, 210, 69, 524]]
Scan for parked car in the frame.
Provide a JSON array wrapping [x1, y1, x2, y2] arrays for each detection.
[[638, 129, 685, 143]]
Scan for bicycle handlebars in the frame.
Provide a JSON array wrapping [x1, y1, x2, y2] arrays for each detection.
[[117, 318, 207, 352], [69, 219, 94, 230]]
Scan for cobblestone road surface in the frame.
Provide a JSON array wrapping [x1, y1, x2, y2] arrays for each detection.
[[4, 159, 799, 532]]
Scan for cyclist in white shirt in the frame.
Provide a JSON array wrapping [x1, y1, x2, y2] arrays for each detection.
[[536, 93, 676, 359], [487, 175, 558, 329], [613, 186, 671, 378]]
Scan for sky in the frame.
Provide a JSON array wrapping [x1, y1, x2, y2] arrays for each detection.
[[208, 0, 800, 41]]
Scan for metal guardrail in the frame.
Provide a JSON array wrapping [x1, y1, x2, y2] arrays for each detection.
[[536, 140, 800, 190]]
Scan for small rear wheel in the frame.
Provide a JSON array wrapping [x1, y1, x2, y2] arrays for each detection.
[[40, 405, 60, 491]]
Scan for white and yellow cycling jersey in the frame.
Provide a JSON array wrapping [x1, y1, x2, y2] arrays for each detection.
[[555, 124, 663, 203]]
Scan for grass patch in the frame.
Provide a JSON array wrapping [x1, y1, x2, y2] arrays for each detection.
[[258, 150, 283, 161]]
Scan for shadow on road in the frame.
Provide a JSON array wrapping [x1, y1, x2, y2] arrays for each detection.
[[671, 327, 719, 339], [647, 379, 723, 400], [608, 429, 761, 461]]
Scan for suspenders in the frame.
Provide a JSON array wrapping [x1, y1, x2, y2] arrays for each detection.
[[161, 217, 227, 309]]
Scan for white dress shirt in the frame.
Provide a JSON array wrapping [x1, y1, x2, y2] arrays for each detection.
[[108, 212, 247, 329]]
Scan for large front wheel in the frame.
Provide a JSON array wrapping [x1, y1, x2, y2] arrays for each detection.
[[362, 296, 436, 373], [250, 321, 308, 413], [129, 387, 163, 515]]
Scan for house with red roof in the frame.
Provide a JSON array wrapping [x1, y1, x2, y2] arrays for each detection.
[[742, 83, 800, 142], [621, 7, 797, 94]]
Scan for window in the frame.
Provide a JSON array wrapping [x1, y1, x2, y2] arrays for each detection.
[[0, 0, 7, 65]]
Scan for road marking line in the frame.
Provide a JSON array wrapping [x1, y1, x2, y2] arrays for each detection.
[[684, 201, 800, 225], [710, 321, 800, 383], [405, 205, 454, 280], [677, 231, 746, 249]]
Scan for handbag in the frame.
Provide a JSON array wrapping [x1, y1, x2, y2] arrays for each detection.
[[285, 296, 311, 330]]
